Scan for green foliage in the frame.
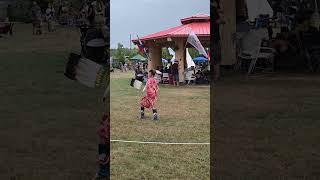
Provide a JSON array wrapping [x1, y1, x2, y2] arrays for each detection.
[[188, 48, 200, 58], [162, 48, 172, 60], [111, 43, 139, 65]]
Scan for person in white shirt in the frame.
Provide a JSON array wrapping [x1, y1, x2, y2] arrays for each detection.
[[46, 3, 55, 32]]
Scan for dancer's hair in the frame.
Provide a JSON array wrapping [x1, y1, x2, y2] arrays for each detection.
[[149, 69, 156, 76]]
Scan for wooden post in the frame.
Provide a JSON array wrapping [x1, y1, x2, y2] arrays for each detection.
[[147, 44, 161, 71], [175, 38, 185, 83], [220, 0, 236, 65]]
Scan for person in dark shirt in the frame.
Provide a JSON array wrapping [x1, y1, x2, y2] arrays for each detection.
[[267, 21, 273, 40], [171, 61, 179, 86]]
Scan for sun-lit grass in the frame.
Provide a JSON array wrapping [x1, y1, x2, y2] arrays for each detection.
[[110, 70, 210, 179]]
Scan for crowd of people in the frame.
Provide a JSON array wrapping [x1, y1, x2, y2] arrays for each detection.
[[29, 0, 106, 35], [131, 60, 210, 86]]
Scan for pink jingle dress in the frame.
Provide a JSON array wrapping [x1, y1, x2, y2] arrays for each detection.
[[140, 77, 159, 109]]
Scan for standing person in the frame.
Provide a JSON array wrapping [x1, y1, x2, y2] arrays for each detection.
[[171, 61, 179, 86], [120, 63, 124, 72], [124, 63, 128, 72], [89, 0, 106, 39], [143, 63, 147, 72], [95, 113, 110, 179], [267, 21, 273, 40], [140, 69, 159, 120], [46, 3, 55, 32], [60, 1, 69, 26], [212, 0, 225, 81], [80, 2, 89, 27], [6, 5, 12, 21], [68, 3, 75, 26], [88, 2, 95, 26], [31, 1, 42, 35]]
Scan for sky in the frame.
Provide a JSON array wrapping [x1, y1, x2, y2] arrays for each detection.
[[110, 0, 210, 49]]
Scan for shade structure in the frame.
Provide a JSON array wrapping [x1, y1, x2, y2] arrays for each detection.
[[193, 57, 208, 61], [131, 13, 210, 83], [132, 13, 210, 42], [130, 54, 146, 61]]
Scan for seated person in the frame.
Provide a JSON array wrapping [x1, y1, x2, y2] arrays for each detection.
[[195, 71, 203, 84], [163, 67, 169, 73], [185, 66, 195, 85], [135, 70, 144, 82]]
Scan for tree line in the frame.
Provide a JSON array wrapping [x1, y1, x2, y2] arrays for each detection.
[[111, 43, 203, 66]]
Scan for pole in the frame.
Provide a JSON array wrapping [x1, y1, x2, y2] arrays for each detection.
[[130, 34, 132, 50]]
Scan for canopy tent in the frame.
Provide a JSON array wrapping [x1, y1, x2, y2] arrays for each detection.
[[130, 54, 146, 61], [246, 0, 273, 22], [193, 57, 208, 61]]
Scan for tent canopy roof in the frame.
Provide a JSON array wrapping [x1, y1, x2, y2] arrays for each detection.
[[133, 13, 210, 42], [130, 54, 146, 61]]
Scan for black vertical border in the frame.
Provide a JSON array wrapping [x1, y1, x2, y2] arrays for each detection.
[[105, 0, 110, 179], [210, 0, 214, 179]]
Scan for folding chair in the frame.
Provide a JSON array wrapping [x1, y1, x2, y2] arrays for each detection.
[[162, 73, 169, 84], [237, 29, 275, 75]]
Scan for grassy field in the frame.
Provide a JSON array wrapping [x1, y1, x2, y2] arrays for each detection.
[[213, 73, 320, 179], [0, 24, 210, 179], [110, 71, 210, 179], [0, 24, 105, 180]]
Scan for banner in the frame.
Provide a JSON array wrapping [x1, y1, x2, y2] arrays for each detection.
[[187, 31, 208, 58], [186, 48, 195, 68], [136, 35, 149, 59], [168, 47, 176, 64]]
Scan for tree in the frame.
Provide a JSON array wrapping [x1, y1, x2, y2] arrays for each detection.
[[111, 43, 141, 66], [188, 48, 200, 58], [114, 43, 126, 64], [162, 48, 172, 60]]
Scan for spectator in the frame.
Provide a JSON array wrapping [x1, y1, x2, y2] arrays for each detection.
[[46, 3, 55, 32], [171, 61, 179, 86], [31, 1, 42, 35]]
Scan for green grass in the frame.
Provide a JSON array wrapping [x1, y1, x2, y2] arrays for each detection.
[[110, 71, 210, 179], [0, 24, 210, 179], [213, 74, 320, 179]]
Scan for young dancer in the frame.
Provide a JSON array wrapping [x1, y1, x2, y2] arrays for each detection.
[[140, 69, 159, 120]]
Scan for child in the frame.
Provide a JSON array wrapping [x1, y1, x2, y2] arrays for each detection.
[[94, 112, 110, 179], [140, 69, 159, 120]]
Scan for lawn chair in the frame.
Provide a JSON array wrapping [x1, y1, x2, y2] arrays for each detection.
[[237, 29, 275, 75], [155, 70, 162, 84], [162, 73, 169, 84]]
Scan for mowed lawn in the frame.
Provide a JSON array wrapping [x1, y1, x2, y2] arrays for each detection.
[[0, 24, 210, 179], [110, 71, 210, 179], [0, 24, 105, 179], [213, 74, 320, 179]]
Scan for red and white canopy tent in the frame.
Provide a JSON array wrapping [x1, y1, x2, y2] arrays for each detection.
[[132, 13, 210, 83]]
